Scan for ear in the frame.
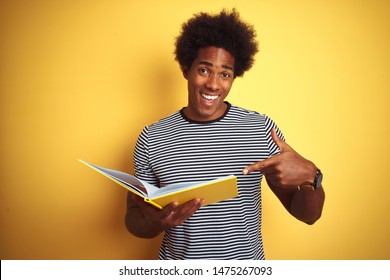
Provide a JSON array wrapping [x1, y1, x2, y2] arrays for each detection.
[[182, 67, 189, 79]]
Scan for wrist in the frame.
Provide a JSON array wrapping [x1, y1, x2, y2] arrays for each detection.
[[301, 162, 317, 185], [300, 163, 323, 190]]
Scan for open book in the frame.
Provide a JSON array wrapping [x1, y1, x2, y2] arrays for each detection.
[[79, 159, 238, 209]]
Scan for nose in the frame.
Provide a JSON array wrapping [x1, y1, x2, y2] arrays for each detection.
[[205, 74, 220, 91]]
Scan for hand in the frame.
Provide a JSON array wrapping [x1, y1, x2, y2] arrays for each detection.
[[132, 195, 205, 232], [242, 128, 317, 188]]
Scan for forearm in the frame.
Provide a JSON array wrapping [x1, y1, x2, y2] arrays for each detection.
[[290, 186, 325, 225], [125, 207, 164, 239]]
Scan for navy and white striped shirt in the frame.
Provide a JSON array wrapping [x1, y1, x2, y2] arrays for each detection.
[[134, 102, 283, 259]]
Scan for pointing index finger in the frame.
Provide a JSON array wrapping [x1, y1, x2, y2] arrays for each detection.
[[242, 155, 279, 175]]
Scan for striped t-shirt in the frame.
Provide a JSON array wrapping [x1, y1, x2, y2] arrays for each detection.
[[133, 102, 283, 259]]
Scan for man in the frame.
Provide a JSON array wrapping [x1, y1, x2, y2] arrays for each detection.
[[125, 9, 325, 259]]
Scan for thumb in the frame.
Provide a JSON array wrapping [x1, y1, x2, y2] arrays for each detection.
[[271, 128, 289, 152]]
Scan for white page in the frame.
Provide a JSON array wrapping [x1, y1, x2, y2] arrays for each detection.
[[149, 176, 234, 199], [149, 181, 202, 198], [80, 160, 158, 197]]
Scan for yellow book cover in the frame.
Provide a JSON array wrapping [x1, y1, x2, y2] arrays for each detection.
[[79, 159, 238, 209]]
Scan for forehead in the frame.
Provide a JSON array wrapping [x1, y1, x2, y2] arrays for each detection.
[[194, 46, 235, 70]]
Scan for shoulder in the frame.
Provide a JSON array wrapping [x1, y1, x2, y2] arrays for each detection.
[[137, 110, 188, 143], [144, 111, 183, 131], [227, 104, 273, 124]]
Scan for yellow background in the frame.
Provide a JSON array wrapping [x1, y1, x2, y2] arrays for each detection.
[[1, 0, 389, 259]]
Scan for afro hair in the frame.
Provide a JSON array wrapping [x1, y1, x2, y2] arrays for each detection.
[[174, 8, 259, 77]]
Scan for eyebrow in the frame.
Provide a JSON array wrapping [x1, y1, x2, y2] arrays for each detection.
[[198, 61, 234, 72]]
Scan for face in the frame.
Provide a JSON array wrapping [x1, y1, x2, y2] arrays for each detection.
[[182, 46, 235, 122]]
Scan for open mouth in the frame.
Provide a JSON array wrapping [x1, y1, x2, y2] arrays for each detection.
[[201, 93, 219, 101]]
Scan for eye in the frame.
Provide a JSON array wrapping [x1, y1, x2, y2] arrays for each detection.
[[198, 68, 209, 76], [221, 72, 231, 79]]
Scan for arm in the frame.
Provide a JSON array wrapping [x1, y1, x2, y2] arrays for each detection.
[[126, 127, 204, 238], [243, 128, 325, 224], [125, 192, 204, 238], [266, 178, 325, 225]]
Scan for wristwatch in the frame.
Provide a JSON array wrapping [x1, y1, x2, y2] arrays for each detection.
[[311, 169, 323, 189], [312, 168, 324, 190], [299, 169, 323, 190]]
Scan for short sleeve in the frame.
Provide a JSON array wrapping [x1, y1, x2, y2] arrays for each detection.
[[264, 115, 285, 158], [133, 126, 159, 186]]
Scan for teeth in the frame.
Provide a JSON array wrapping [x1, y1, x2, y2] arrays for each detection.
[[201, 93, 218, 100]]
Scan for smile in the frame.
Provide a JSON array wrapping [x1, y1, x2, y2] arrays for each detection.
[[201, 93, 219, 100]]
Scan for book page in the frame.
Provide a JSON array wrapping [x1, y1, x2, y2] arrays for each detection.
[[150, 181, 202, 198], [150, 175, 238, 208], [149, 175, 236, 199], [79, 160, 237, 209], [79, 160, 158, 197]]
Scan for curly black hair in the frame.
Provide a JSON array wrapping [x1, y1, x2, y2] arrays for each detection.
[[174, 8, 259, 77]]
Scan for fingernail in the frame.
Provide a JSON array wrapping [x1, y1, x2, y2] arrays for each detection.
[[171, 202, 179, 208], [243, 169, 248, 175]]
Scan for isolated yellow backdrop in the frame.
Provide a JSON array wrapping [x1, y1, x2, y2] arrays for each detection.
[[1, 0, 389, 259]]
